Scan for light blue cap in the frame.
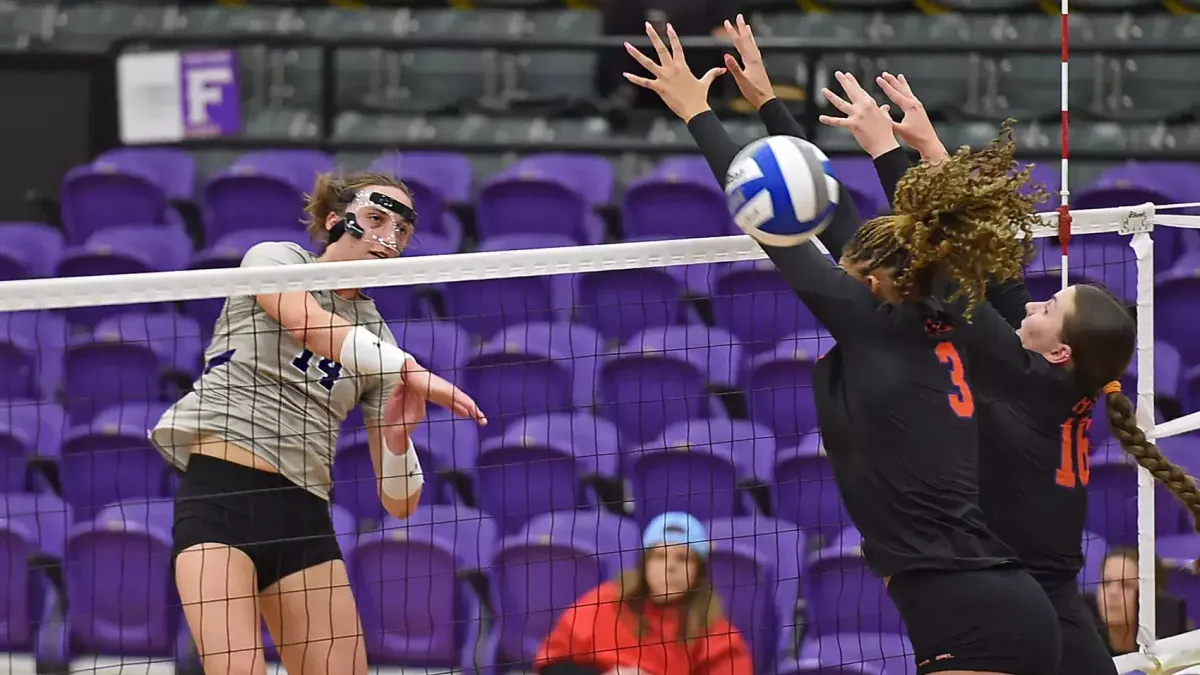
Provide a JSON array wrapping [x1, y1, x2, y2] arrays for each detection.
[[642, 512, 709, 560]]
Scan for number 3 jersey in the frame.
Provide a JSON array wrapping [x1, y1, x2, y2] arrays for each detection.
[[149, 241, 401, 500]]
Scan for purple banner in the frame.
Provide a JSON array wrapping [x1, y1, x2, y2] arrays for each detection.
[[179, 50, 241, 138]]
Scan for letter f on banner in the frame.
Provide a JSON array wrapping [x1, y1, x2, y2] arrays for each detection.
[[186, 66, 233, 126]]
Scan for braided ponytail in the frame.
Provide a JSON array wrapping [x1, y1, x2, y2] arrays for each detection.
[[1104, 382, 1200, 533]]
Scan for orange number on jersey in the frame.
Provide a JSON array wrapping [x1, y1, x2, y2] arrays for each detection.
[[1055, 417, 1093, 488], [935, 342, 975, 419]]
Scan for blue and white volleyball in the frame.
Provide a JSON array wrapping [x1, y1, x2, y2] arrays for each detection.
[[725, 136, 839, 247]]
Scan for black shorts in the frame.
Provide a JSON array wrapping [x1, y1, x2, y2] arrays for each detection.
[[887, 566, 1061, 675], [172, 454, 343, 592], [1040, 577, 1117, 675]]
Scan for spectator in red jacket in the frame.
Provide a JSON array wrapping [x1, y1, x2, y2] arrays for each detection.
[[535, 512, 752, 675]]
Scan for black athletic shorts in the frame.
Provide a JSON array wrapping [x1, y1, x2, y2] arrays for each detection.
[[172, 454, 343, 592], [887, 566, 1062, 675], [1038, 576, 1117, 675]]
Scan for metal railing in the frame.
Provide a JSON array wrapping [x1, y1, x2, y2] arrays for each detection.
[[106, 32, 1198, 160]]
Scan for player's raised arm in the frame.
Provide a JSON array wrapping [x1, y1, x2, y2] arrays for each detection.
[[624, 23, 887, 341]]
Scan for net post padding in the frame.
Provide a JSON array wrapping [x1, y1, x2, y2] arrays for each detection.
[[0, 203, 1158, 313]]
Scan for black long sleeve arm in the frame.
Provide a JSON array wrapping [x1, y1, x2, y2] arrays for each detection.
[[871, 145, 1033, 329], [687, 110, 885, 341]]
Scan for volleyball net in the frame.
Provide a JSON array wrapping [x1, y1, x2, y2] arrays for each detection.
[[1, 202, 1199, 675]]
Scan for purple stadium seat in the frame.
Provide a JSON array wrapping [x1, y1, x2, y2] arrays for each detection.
[[622, 170, 733, 240], [368, 151, 468, 250], [64, 326, 168, 424], [1073, 163, 1191, 256], [93, 312, 204, 379], [59, 164, 171, 245], [829, 158, 889, 220], [0, 492, 70, 654], [59, 402, 173, 521], [707, 515, 807, 669], [203, 151, 333, 244], [0, 400, 65, 493], [576, 268, 686, 344], [1020, 160, 1061, 200], [807, 529, 904, 637], [1157, 253, 1200, 368], [332, 430, 443, 530], [387, 319, 473, 378], [712, 260, 823, 354], [639, 324, 743, 390], [775, 433, 852, 546], [521, 509, 640, 575], [747, 330, 836, 447], [384, 502, 499, 571], [56, 224, 192, 328], [653, 155, 716, 184], [476, 412, 619, 535], [1023, 245, 1095, 303], [789, 633, 915, 675], [477, 170, 592, 244], [63, 499, 178, 659], [95, 148, 196, 201], [510, 154, 613, 243], [461, 332, 574, 442], [486, 520, 609, 668], [442, 234, 576, 339], [0, 311, 66, 400], [661, 418, 776, 487], [1120, 340, 1183, 405], [0, 222, 64, 280], [492, 322, 607, 408], [347, 519, 484, 668], [599, 329, 711, 446], [1086, 442, 1140, 547], [1160, 533, 1200, 628], [1186, 370, 1200, 415], [502, 412, 620, 477], [186, 229, 314, 336], [627, 426, 743, 527], [411, 410, 482, 477]]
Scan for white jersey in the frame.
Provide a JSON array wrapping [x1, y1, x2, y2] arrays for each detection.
[[150, 241, 401, 500]]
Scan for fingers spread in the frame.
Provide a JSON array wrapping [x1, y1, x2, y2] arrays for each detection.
[[622, 72, 659, 90], [666, 23, 688, 67], [645, 22, 672, 66], [818, 114, 852, 128], [821, 87, 854, 114], [625, 41, 661, 74]]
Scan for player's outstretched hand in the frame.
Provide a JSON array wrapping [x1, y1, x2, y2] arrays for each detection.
[[876, 72, 949, 163], [818, 71, 899, 159], [722, 14, 774, 109], [623, 22, 726, 122], [400, 359, 488, 426]]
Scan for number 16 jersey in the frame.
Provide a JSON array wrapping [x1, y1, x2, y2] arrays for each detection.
[[150, 241, 401, 501]]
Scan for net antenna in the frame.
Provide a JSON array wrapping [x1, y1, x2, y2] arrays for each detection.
[[1057, 0, 1071, 294]]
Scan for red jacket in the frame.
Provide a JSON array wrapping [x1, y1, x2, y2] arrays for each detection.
[[535, 581, 753, 675]]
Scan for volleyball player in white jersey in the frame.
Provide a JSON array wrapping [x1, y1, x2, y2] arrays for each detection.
[[151, 172, 486, 675]]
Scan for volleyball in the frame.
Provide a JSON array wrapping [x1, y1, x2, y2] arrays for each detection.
[[724, 136, 839, 247]]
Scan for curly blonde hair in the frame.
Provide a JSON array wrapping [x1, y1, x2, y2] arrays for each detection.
[[843, 120, 1046, 317], [303, 172, 413, 246]]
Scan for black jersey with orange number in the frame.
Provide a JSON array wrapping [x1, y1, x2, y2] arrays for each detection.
[[687, 113, 1017, 578], [870, 148, 1093, 580]]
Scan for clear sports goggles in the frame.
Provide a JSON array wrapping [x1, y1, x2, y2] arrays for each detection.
[[341, 190, 417, 257]]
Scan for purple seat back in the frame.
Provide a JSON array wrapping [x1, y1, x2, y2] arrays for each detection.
[[0, 321, 39, 400], [600, 341, 708, 446], [627, 430, 742, 527], [410, 411, 481, 478], [637, 324, 742, 389], [234, 150, 335, 189], [203, 169, 308, 243], [348, 527, 468, 667], [654, 155, 715, 184], [477, 424, 596, 535], [1086, 443, 1139, 546], [747, 331, 834, 446], [96, 148, 197, 199], [57, 224, 192, 328], [0, 222, 64, 280], [60, 164, 169, 244], [60, 402, 172, 521], [490, 532, 605, 667], [0, 312, 65, 400], [622, 174, 732, 240], [385, 503, 499, 571], [65, 498, 175, 655], [576, 268, 684, 344], [828, 158, 888, 220], [64, 334, 164, 424], [94, 312, 204, 377], [661, 419, 775, 485], [492, 322, 607, 408], [706, 538, 779, 670], [0, 400, 65, 492], [462, 334, 573, 440], [775, 434, 851, 544], [0, 493, 69, 651], [0, 492, 71, 559], [387, 319, 472, 378], [521, 509, 640, 576], [713, 260, 823, 354], [1074, 164, 1178, 248], [512, 154, 614, 206], [806, 530, 904, 637], [477, 171, 590, 243], [368, 151, 473, 202], [332, 430, 446, 531], [1157, 257, 1200, 367], [442, 234, 575, 338], [502, 413, 619, 478]]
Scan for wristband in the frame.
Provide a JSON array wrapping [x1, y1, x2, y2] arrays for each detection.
[[380, 437, 424, 500], [340, 325, 411, 376]]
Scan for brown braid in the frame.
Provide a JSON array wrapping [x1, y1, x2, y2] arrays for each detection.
[[1105, 390, 1200, 533], [844, 119, 1046, 317]]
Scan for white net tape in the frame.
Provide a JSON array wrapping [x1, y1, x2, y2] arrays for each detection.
[[3, 201, 1200, 675]]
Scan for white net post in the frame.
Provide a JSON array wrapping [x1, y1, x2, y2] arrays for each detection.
[[1132, 209, 1158, 657]]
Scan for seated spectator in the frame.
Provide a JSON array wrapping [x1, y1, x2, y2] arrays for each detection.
[[535, 512, 752, 675], [1087, 545, 1194, 656]]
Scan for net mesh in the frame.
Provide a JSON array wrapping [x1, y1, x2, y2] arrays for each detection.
[[2, 203, 1198, 675]]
